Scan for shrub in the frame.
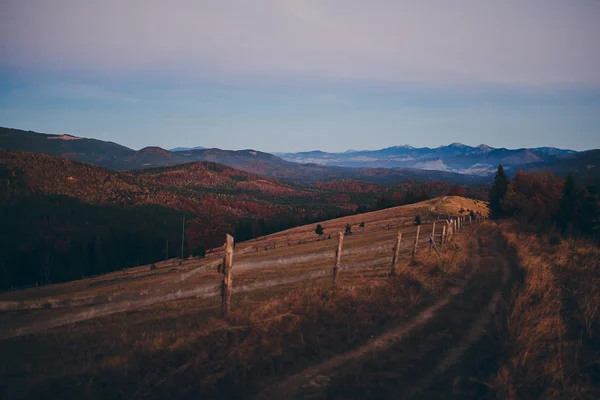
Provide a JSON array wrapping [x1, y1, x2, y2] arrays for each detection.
[[315, 224, 324, 236]]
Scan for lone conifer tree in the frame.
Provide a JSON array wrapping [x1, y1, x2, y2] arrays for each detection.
[[557, 173, 578, 234], [489, 165, 509, 219]]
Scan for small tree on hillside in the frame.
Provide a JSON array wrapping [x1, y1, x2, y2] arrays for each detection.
[[414, 215, 422, 225], [489, 164, 509, 219], [345, 224, 352, 235], [359, 221, 365, 233], [557, 173, 578, 234], [315, 224, 324, 237]]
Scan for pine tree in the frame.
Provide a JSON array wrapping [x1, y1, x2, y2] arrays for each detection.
[[315, 224, 324, 237], [345, 224, 352, 235], [489, 165, 509, 219], [557, 173, 579, 234], [579, 185, 599, 238], [414, 215, 422, 225]]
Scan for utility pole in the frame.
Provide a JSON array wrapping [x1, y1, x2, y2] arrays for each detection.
[[181, 214, 185, 259]]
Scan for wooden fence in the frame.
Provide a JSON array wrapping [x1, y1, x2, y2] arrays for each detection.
[[1, 216, 486, 313], [219, 214, 484, 317]]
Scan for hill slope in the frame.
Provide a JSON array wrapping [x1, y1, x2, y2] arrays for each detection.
[[0, 127, 488, 185], [0, 149, 473, 289]]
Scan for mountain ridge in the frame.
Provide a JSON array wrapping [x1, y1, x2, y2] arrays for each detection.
[[0, 127, 593, 182]]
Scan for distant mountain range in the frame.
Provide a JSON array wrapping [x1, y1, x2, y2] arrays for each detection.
[[275, 143, 579, 176], [1, 127, 598, 185], [0, 127, 488, 185]]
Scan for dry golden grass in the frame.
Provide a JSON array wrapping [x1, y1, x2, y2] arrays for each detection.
[[432, 195, 489, 218], [0, 199, 476, 400], [491, 222, 600, 399]]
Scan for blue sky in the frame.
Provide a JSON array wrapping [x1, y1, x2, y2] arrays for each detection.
[[1, 0, 599, 152]]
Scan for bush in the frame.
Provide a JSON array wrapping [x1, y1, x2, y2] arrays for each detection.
[[315, 224, 324, 236]]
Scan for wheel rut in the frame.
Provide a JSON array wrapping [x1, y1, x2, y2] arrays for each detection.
[[259, 224, 511, 400]]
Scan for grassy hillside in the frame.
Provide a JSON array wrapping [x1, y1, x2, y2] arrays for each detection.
[[0, 197, 479, 399], [489, 222, 600, 398]]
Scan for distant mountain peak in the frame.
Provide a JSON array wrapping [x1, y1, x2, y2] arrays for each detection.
[[170, 146, 205, 152], [476, 144, 493, 152], [448, 142, 469, 148]]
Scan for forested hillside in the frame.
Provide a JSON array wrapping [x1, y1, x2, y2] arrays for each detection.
[[0, 150, 479, 289]]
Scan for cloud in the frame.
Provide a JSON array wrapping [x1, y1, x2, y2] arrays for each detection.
[[1, 0, 599, 86]]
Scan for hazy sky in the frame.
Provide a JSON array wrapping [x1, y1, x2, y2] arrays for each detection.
[[1, 0, 599, 151]]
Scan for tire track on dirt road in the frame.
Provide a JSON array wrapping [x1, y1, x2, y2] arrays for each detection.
[[259, 223, 511, 400]]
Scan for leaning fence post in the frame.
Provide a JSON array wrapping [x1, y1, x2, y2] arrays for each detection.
[[222, 234, 234, 318], [441, 225, 446, 249], [412, 225, 420, 258], [333, 232, 344, 287], [431, 222, 436, 249], [390, 232, 402, 276]]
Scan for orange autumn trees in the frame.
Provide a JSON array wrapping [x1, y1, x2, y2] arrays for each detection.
[[502, 170, 564, 229]]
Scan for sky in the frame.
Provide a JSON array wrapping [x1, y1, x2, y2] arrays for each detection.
[[1, 0, 599, 152]]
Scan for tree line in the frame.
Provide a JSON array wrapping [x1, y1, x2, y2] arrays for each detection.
[[488, 165, 599, 239]]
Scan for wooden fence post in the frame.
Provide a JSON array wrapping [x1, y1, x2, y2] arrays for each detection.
[[333, 232, 344, 287], [222, 234, 234, 318], [412, 225, 420, 258], [390, 232, 402, 276], [431, 222, 436, 249], [441, 225, 446, 248]]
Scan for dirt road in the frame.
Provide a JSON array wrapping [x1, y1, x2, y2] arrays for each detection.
[[260, 223, 512, 400]]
